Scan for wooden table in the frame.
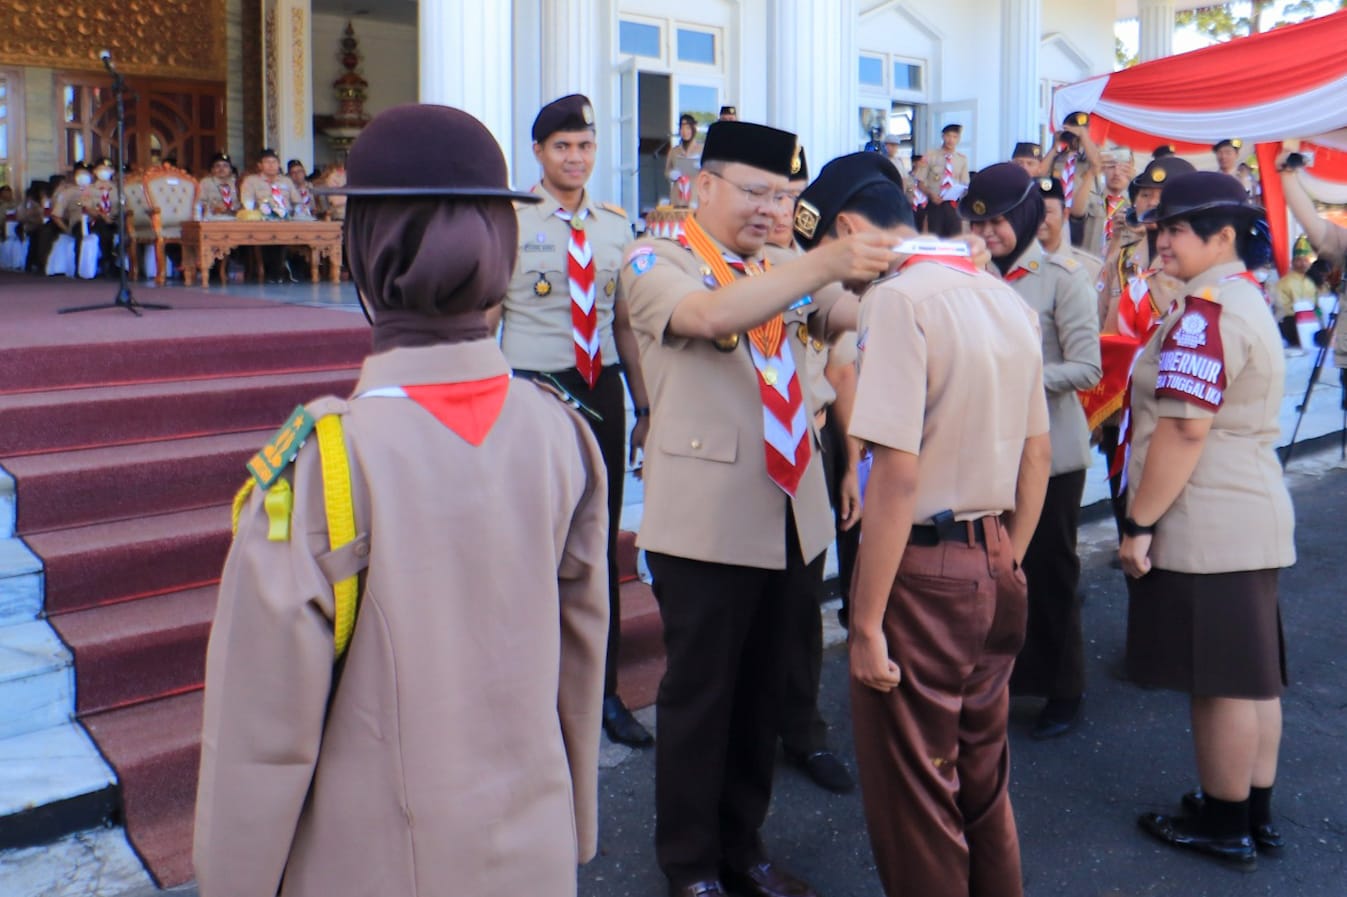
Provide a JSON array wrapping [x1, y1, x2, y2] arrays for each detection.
[[180, 219, 343, 286]]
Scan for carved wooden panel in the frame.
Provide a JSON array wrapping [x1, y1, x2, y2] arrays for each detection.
[[0, 0, 228, 81]]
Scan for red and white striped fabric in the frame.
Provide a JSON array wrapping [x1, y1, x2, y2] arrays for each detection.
[[558, 209, 600, 388], [1062, 153, 1077, 208], [940, 154, 954, 200], [748, 338, 811, 498], [1052, 10, 1347, 274]]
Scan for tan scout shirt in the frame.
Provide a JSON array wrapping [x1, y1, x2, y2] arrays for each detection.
[[1127, 261, 1295, 574], [79, 182, 120, 223], [51, 183, 86, 230], [195, 339, 609, 897], [1006, 241, 1102, 475], [850, 258, 1050, 523], [239, 173, 306, 217], [502, 185, 631, 373], [919, 149, 969, 202], [197, 176, 239, 216], [665, 139, 704, 182], [620, 230, 840, 569], [1273, 269, 1316, 320]]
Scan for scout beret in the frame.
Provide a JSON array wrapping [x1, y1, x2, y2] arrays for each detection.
[[719, 105, 737, 117], [532, 93, 596, 143], [316, 103, 540, 203], [1011, 142, 1043, 160], [93, 157, 115, 169], [1128, 155, 1196, 200], [73, 161, 92, 172], [258, 147, 279, 160], [793, 151, 911, 250], [701, 121, 799, 178], [1062, 111, 1090, 128], [1037, 176, 1065, 203], [210, 152, 232, 165], [1143, 171, 1263, 223], [286, 158, 304, 170], [959, 162, 1037, 221], [790, 146, 809, 183], [942, 123, 963, 135], [1152, 144, 1176, 159], [1212, 138, 1243, 153]]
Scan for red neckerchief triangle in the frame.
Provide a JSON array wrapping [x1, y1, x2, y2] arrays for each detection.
[[403, 375, 511, 446], [1004, 266, 1031, 283]]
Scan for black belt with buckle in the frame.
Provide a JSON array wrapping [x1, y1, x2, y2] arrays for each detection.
[[909, 516, 988, 546]]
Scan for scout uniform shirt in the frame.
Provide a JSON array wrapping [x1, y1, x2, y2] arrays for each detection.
[[1126, 261, 1296, 574], [849, 256, 1050, 522], [919, 147, 969, 203], [239, 173, 304, 217], [665, 139, 704, 182], [198, 175, 240, 216], [619, 229, 839, 570], [1273, 269, 1316, 322], [79, 180, 120, 224], [1002, 240, 1102, 476], [50, 182, 87, 232], [502, 185, 630, 373]]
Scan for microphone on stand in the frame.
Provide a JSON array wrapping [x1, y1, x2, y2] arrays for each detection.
[[100, 49, 116, 72]]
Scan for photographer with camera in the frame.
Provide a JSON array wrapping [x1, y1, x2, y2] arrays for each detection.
[[1043, 112, 1105, 249]]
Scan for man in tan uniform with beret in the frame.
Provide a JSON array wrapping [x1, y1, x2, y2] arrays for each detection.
[[796, 152, 1050, 897], [240, 147, 305, 282], [495, 93, 654, 747], [620, 121, 897, 897], [197, 152, 240, 217]]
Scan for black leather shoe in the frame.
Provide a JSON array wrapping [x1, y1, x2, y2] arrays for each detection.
[[1030, 696, 1081, 740], [1181, 790, 1284, 852], [602, 695, 653, 748], [785, 749, 855, 794], [1138, 812, 1256, 870], [669, 880, 725, 897], [720, 861, 818, 897]]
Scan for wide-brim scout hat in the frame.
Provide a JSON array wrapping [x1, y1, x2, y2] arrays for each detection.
[[702, 121, 799, 178], [959, 162, 1036, 221], [793, 151, 911, 250], [315, 104, 540, 203], [1142, 170, 1264, 223], [1128, 155, 1196, 200], [1012, 142, 1043, 161], [532, 93, 596, 143]]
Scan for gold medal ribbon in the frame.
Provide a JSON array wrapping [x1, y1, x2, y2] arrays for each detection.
[[682, 216, 782, 358]]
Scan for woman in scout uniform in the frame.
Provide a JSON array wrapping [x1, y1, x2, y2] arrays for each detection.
[[665, 114, 704, 206], [961, 162, 1101, 740], [1121, 171, 1294, 870], [194, 104, 610, 897]]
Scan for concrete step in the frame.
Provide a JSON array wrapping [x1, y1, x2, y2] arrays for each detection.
[[0, 721, 117, 848], [0, 620, 74, 741], [0, 466, 13, 541], [0, 539, 42, 629]]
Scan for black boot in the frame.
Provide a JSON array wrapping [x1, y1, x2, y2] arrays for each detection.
[[1182, 787, 1283, 852], [1140, 794, 1256, 869]]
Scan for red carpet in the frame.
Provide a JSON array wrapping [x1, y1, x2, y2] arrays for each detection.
[[1, 273, 668, 887]]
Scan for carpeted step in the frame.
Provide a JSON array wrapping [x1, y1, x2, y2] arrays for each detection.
[[50, 586, 215, 717], [0, 369, 359, 457], [26, 505, 231, 617], [1, 329, 369, 396], [81, 692, 202, 889], [5, 433, 267, 534]]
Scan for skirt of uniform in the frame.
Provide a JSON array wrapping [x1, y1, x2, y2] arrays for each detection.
[[1125, 568, 1286, 699]]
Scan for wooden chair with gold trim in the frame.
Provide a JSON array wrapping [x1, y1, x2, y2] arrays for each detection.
[[140, 163, 200, 285]]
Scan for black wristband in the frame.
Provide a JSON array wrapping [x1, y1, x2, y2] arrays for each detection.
[[633, 406, 651, 419], [1122, 516, 1157, 537]]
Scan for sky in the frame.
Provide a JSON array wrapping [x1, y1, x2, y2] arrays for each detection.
[[1114, 1, 1343, 65]]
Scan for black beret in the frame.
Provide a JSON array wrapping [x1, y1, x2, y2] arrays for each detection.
[[1143, 170, 1263, 224], [210, 152, 232, 165], [959, 162, 1037, 221], [1152, 144, 1176, 159], [793, 151, 911, 250], [316, 103, 540, 203], [286, 158, 305, 170], [1212, 138, 1243, 153], [1011, 142, 1043, 160], [1062, 111, 1090, 128], [719, 105, 737, 117], [93, 157, 115, 169], [701, 121, 798, 178], [258, 147, 279, 160], [1129, 155, 1196, 200], [532, 93, 596, 143], [942, 123, 963, 134], [1037, 176, 1065, 203], [790, 146, 809, 183], [73, 161, 92, 172]]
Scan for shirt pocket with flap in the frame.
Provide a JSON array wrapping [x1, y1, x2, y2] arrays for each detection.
[[658, 418, 738, 464]]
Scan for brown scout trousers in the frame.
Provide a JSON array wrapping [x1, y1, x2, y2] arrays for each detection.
[[850, 516, 1027, 897]]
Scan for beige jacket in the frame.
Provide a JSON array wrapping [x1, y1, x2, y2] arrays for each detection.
[[194, 339, 609, 897], [239, 173, 306, 217]]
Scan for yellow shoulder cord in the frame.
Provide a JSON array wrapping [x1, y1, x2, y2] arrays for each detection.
[[231, 480, 255, 535], [315, 414, 359, 659]]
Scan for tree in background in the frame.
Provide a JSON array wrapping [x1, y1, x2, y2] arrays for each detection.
[[1176, 0, 1347, 40]]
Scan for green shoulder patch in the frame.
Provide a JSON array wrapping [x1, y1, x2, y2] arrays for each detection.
[[246, 404, 317, 490]]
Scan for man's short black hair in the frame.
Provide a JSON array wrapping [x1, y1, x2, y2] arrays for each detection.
[[827, 181, 913, 237]]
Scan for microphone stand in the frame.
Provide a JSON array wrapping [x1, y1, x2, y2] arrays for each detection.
[[61, 53, 170, 315]]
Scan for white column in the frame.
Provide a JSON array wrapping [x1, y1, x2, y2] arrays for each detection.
[[1000, 0, 1041, 152], [267, 0, 315, 167], [767, 0, 857, 169], [540, 0, 598, 103], [1138, 0, 1175, 62], [419, 0, 516, 180]]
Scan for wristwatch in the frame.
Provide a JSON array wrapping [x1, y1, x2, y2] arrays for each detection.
[[1122, 516, 1157, 537]]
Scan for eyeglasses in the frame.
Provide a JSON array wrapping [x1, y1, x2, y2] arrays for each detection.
[[706, 170, 795, 206]]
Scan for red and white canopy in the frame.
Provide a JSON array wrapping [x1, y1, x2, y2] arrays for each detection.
[[1052, 10, 1347, 271]]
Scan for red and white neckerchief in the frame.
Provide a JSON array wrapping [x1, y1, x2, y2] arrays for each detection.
[[1062, 152, 1077, 208], [269, 181, 288, 213], [98, 190, 112, 215], [219, 182, 234, 210], [911, 183, 928, 209], [940, 154, 955, 200], [1103, 194, 1125, 248], [557, 207, 600, 388], [679, 217, 810, 497], [357, 376, 512, 446]]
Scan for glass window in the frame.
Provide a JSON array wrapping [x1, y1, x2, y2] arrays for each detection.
[[859, 55, 885, 87], [677, 83, 719, 123], [64, 86, 79, 123], [677, 28, 716, 65], [893, 62, 922, 91], [619, 20, 662, 58], [0, 124, 7, 160]]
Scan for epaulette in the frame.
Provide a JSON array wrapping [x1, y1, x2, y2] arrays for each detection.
[[1048, 254, 1081, 273], [599, 201, 628, 218], [246, 404, 318, 490], [526, 374, 603, 423]]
